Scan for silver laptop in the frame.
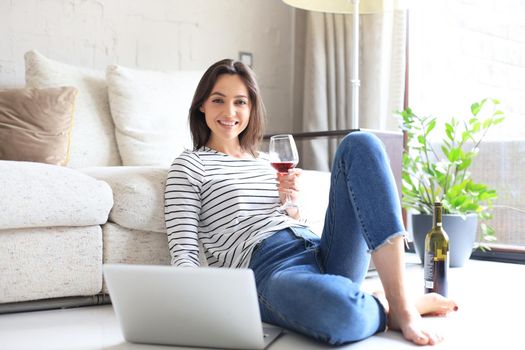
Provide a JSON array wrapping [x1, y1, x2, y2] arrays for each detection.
[[103, 264, 282, 349]]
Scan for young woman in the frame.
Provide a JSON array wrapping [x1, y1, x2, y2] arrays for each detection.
[[164, 59, 457, 346]]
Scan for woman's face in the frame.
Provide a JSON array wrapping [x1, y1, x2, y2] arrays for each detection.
[[200, 74, 251, 147]]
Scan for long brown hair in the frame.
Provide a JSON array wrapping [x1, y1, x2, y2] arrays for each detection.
[[188, 59, 266, 157]]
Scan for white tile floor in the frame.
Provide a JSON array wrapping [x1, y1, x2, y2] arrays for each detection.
[[1, 258, 524, 350]]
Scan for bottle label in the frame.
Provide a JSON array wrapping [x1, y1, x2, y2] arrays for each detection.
[[424, 250, 448, 297], [424, 251, 435, 288]]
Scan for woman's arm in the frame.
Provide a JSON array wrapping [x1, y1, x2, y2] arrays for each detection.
[[164, 152, 204, 268]]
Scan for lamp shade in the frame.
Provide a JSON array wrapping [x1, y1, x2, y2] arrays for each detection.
[[282, 0, 408, 14]]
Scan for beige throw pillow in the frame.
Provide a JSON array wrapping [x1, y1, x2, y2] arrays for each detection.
[[25, 50, 122, 168], [0, 87, 77, 166]]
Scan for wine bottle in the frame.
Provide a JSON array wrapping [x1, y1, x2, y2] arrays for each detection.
[[423, 202, 449, 296]]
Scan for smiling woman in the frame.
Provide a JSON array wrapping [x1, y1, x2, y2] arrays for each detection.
[[164, 58, 459, 346], [199, 75, 251, 157], [188, 59, 265, 159]]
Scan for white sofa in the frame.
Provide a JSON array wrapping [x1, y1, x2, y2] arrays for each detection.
[[0, 51, 402, 313], [0, 50, 205, 312]]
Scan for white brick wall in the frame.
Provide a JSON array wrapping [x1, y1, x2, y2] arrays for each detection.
[[0, 0, 295, 133]]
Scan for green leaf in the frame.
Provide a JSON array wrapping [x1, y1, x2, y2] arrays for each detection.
[[427, 119, 437, 134], [493, 116, 505, 125], [479, 211, 493, 220], [445, 123, 454, 141], [479, 191, 497, 201], [451, 195, 467, 208], [457, 157, 472, 171], [481, 223, 496, 237], [460, 202, 479, 212], [398, 108, 413, 119], [484, 235, 498, 242], [471, 102, 481, 116], [466, 182, 487, 192], [477, 243, 492, 252], [472, 122, 480, 133], [433, 162, 447, 175], [441, 145, 450, 158], [448, 148, 461, 162], [461, 131, 470, 142]]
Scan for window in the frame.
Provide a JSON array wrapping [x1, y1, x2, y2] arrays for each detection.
[[408, 0, 525, 254]]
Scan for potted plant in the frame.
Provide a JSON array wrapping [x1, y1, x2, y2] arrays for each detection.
[[398, 98, 505, 267]]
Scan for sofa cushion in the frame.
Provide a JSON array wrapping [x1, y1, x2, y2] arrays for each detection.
[[106, 65, 202, 166], [80, 166, 168, 233], [25, 50, 122, 168], [299, 170, 331, 235], [0, 161, 113, 230], [0, 226, 102, 303], [0, 86, 77, 166], [80, 166, 331, 236]]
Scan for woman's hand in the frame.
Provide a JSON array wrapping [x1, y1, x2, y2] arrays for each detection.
[[276, 168, 302, 219]]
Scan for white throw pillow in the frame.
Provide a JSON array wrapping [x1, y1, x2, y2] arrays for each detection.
[[24, 50, 122, 168], [106, 65, 203, 166], [299, 170, 331, 236]]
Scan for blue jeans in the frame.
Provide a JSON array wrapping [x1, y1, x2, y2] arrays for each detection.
[[248, 132, 405, 345]]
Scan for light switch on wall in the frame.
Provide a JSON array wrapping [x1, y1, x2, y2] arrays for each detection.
[[239, 52, 253, 67]]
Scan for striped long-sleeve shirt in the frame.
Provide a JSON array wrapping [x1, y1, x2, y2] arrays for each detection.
[[164, 146, 307, 268]]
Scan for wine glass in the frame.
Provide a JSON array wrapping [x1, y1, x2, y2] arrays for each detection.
[[269, 134, 299, 210]]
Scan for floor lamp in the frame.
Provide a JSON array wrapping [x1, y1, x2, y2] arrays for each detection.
[[282, 0, 407, 129]]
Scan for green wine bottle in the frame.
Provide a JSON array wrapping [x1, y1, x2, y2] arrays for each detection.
[[424, 202, 449, 296]]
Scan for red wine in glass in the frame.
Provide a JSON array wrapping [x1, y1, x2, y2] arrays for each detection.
[[269, 134, 299, 210], [271, 161, 297, 174]]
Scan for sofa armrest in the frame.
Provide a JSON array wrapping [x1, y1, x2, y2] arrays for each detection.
[[79, 166, 169, 233], [0, 160, 113, 230]]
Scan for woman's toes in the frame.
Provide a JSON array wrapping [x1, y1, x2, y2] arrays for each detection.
[[417, 293, 458, 316], [423, 330, 444, 345], [439, 299, 458, 315], [410, 331, 430, 345], [449, 301, 459, 312]]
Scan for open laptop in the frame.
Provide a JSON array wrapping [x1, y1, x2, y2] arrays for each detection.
[[103, 264, 282, 349]]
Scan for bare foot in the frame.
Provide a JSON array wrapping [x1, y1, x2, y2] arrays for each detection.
[[372, 291, 458, 345], [389, 304, 443, 345], [416, 293, 458, 316], [373, 290, 458, 316]]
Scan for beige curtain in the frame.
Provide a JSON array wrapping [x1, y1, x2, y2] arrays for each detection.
[[301, 10, 407, 171]]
